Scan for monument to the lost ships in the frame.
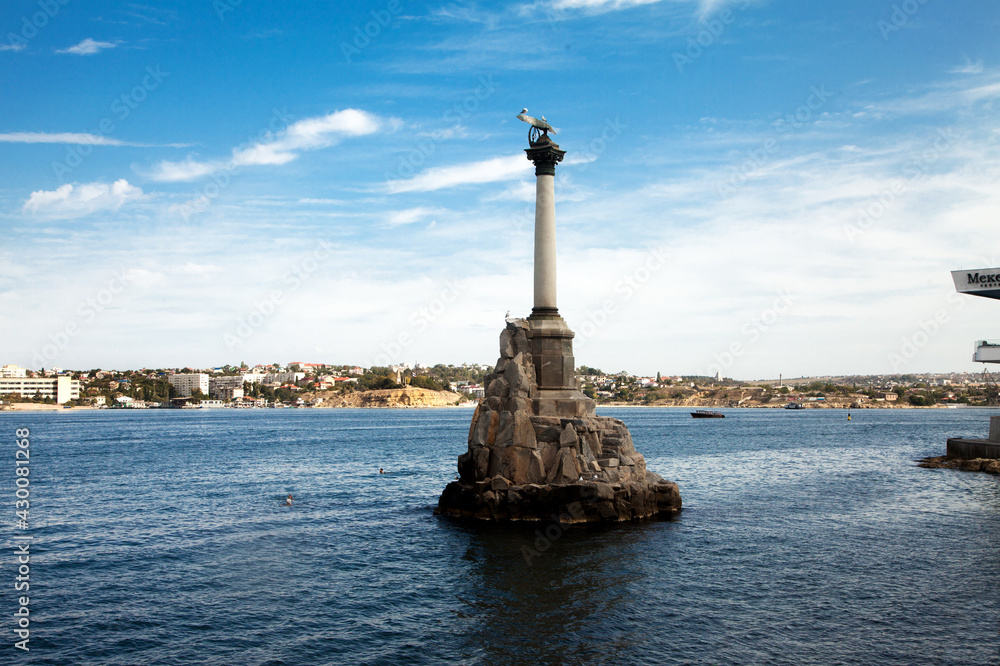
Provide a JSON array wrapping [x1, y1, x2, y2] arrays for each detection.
[[435, 111, 682, 522]]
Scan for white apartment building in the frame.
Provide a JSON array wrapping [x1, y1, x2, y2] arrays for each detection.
[[0, 376, 80, 403], [1, 364, 27, 378], [168, 373, 210, 397]]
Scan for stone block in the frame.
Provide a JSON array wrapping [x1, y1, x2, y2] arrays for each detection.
[[559, 423, 579, 448], [553, 448, 580, 484], [488, 448, 501, 478], [513, 410, 538, 449], [541, 442, 560, 475], [472, 446, 490, 480], [513, 328, 528, 355], [472, 407, 491, 447], [467, 401, 483, 443], [598, 458, 619, 468], [495, 411, 513, 447], [505, 354, 530, 393], [491, 476, 511, 491], [487, 396, 503, 413], [487, 409, 500, 446], [487, 376, 509, 399], [593, 482, 615, 502], [502, 446, 546, 485], [506, 396, 529, 414], [457, 451, 473, 481], [499, 329, 516, 359]]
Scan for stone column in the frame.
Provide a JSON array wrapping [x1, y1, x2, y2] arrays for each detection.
[[525, 136, 565, 319]]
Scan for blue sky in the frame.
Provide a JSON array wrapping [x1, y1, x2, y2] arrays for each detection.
[[2, 0, 999, 379]]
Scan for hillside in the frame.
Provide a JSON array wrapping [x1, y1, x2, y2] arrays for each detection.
[[303, 387, 467, 408]]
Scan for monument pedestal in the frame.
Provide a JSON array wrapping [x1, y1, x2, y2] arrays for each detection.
[[526, 313, 595, 418]]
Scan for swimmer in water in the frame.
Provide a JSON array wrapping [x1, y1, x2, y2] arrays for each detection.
[[286, 494, 293, 505], [379, 468, 384, 474]]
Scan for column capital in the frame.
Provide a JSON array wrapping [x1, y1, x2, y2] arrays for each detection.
[[524, 136, 566, 177]]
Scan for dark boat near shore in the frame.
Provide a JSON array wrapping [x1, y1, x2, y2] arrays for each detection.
[[785, 402, 804, 410], [691, 410, 725, 418]]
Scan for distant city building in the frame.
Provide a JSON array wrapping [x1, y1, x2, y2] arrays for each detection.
[[209, 376, 245, 396], [0, 376, 79, 403], [264, 372, 305, 385], [879, 392, 898, 401], [213, 386, 244, 401], [1, 364, 27, 378], [169, 373, 209, 397]]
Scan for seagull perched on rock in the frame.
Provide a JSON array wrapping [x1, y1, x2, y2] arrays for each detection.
[[516, 108, 556, 135]]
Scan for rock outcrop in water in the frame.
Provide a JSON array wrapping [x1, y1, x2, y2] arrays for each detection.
[[435, 319, 682, 522]]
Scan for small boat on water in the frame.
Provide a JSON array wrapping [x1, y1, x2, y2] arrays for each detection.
[[784, 402, 804, 410], [691, 410, 725, 418]]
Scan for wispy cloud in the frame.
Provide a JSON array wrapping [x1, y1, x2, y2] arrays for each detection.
[[950, 57, 984, 75], [0, 43, 26, 52], [23, 179, 145, 219], [145, 109, 383, 182], [544, 0, 747, 18], [0, 131, 188, 147], [56, 38, 118, 55], [385, 207, 447, 226], [385, 155, 530, 193]]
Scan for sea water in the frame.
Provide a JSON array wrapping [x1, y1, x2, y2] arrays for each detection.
[[2, 407, 998, 664]]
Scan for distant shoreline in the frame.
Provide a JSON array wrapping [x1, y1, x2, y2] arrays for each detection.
[[1, 402, 981, 412]]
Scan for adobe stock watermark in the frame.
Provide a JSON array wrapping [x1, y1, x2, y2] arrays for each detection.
[[844, 127, 957, 242], [886, 291, 965, 371], [384, 75, 498, 182], [574, 246, 671, 348], [172, 107, 294, 220], [213, 0, 244, 21], [372, 279, 464, 366], [672, 0, 752, 74], [340, 0, 403, 63], [574, 117, 626, 171], [52, 65, 169, 181], [878, 0, 930, 40], [704, 289, 795, 378], [715, 85, 834, 198], [520, 502, 586, 566], [3, 0, 70, 52], [31, 269, 131, 368], [223, 240, 339, 350]]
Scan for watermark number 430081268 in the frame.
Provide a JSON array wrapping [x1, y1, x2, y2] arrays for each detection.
[[13, 428, 32, 652]]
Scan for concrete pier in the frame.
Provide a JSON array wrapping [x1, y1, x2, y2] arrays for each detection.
[[945, 415, 1000, 459]]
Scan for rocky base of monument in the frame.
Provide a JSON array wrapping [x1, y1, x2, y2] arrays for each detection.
[[435, 320, 682, 523]]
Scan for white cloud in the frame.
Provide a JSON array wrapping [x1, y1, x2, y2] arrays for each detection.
[[951, 58, 984, 75], [0, 43, 26, 52], [145, 109, 382, 182], [546, 0, 746, 17], [23, 179, 144, 219], [386, 207, 446, 226], [385, 154, 531, 193], [56, 38, 117, 55], [550, 0, 661, 10], [0, 131, 188, 147]]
